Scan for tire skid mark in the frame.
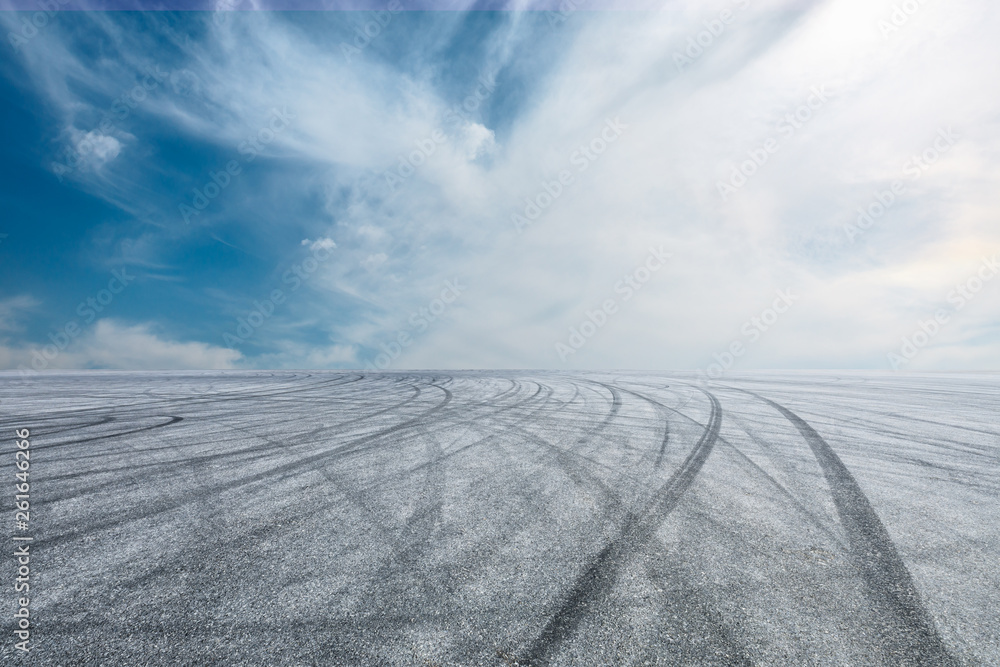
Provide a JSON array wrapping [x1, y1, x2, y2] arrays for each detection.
[[471, 378, 632, 520], [506, 379, 634, 507], [635, 387, 835, 535], [34, 383, 454, 550], [522, 387, 722, 666], [721, 411, 848, 548], [121, 428, 416, 600], [609, 384, 673, 469], [0, 373, 360, 426], [315, 378, 576, 638], [507, 422, 626, 517], [746, 390, 957, 666], [883, 411, 1000, 438], [585, 381, 647, 471], [589, 382, 623, 438], [296, 381, 547, 478], [317, 379, 548, 466], [13, 415, 117, 439], [399, 383, 559, 477], [721, 432, 848, 550], [749, 400, 1000, 461], [0, 376, 346, 438], [41, 377, 519, 558], [356, 383, 563, 488], [395, 389, 579, 485], [39, 382, 427, 493], [576, 379, 696, 472], [38, 425, 304, 505], [408, 418, 448, 539], [35, 415, 184, 451]]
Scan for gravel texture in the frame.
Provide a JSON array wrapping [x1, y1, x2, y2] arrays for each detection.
[[0, 370, 997, 665]]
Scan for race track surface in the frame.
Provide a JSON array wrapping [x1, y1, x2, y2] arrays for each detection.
[[1, 371, 998, 665]]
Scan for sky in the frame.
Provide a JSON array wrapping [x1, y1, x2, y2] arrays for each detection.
[[1, 0, 998, 373]]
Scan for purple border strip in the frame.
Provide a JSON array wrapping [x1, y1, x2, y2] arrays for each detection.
[[0, 0, 665, 10]]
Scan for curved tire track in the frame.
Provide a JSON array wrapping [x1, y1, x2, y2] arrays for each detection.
[[522, 387, 722, 666], [749, 391, 957, 666]]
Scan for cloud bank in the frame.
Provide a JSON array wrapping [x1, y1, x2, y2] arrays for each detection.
[[2, 1, 998, 371]]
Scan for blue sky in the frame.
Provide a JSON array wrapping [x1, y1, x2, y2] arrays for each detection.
[[1, 2, 999, 372]]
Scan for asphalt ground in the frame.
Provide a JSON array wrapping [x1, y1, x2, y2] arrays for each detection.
[[0, 370, 997, 665]]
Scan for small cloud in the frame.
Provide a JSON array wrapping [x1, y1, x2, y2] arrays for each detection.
[[71, 129, 122, 166], [356, 224, 388, 243], [460, 122, 497, 161], [361, 252, 388, 272], [311, 237, 337, 252], [302, 237, 337, 252]]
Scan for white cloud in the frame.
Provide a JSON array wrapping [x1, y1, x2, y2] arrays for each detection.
[[460, 122, 498, 161], [75, 129, 122, 163], [302, 237, 337, 252], [6, 4, 999, 371], [79, 321, 243, 369], [3, 320, 242, 371], [59, 127, 126, 177], [0, 296, 40, 332], [361, 252, 388, 272]]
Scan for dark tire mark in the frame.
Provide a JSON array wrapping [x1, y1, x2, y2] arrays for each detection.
[[34, 385, 454, 550], [610, 384, 673, 469], [522, 387, 722, 666], [748, 391, 957, 666], [38, 415, 184, 450]]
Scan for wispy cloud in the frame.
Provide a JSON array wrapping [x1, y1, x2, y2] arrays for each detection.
[[2, 2, 998, 370], [3, 319, 242, 371], [0, 296, 40, 332]]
